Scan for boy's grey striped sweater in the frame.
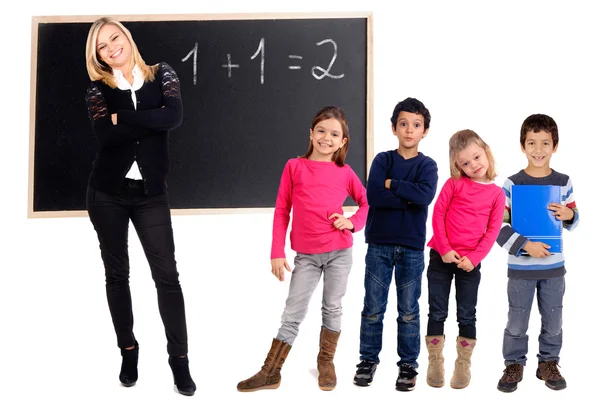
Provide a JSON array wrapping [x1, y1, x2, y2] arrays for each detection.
[[496, 169, 579, 279]]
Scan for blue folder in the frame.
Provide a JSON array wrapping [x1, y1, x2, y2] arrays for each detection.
[[511, 185, 562, 254]]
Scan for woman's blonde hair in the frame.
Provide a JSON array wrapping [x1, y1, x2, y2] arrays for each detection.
[[85, 17, 157, 88], [449, 129, 497, 181]]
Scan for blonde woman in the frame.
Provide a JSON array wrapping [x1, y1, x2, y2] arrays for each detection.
[[84, 17, 195, 396]]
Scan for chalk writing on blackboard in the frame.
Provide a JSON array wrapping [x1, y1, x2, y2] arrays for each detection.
[[311, 39, 344, 80], [222, 53, 240, 78], [288, 54, 302, 70], [250, 38, 265, 84], [181, 42, 198, 85], [181, 37, 345, 85]]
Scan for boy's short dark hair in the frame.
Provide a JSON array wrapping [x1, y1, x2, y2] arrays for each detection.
[[390, 97, 431, 130], [520, 114, 559, 148]]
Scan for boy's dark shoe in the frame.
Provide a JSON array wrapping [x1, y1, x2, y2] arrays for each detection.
[[497, 363, 523, 392], [354, 360, 378, 386], [536, 361, 567, 390], [396, 364, 418, 391]]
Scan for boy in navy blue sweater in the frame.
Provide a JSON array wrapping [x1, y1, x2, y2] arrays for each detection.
[[354, 98, 438, 391]]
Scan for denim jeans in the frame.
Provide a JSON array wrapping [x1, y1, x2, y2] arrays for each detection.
[[426, 249, 481, 339], [87, 180, 189, 357], [277, 248, 352, 345], [359, 243, 424, 368], [502, 276, 565, 366]]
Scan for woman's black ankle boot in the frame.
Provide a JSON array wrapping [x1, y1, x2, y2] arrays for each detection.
[[119, 343, 139, 387], [168, 355, 196, 396]]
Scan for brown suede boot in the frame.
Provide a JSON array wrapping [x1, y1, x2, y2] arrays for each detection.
[[317, 327, 340, 391], [425, 335, 445, 387], [237, 338, 292, 392], [450, 336, 476, 389]]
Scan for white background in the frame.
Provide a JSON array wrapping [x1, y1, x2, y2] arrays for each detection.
[[1, 1, 598, 400]]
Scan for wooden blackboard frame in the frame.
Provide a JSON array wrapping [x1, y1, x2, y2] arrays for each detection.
[[28, 12, 374, 218]]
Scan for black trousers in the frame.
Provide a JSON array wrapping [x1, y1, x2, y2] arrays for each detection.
[[426, 249, 481, 339], [87, 179, 188, 356]]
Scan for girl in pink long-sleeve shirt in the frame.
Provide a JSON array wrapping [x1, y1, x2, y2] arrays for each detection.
[[238, 106, 368, 393], [424, 130, 505, 390]]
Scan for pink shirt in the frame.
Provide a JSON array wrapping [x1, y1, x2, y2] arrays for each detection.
[[271, 157, 369, 259], [427, 176, 506, 267]]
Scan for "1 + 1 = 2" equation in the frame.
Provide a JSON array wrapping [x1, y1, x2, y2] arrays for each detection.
[[181, 38, 345, 85]]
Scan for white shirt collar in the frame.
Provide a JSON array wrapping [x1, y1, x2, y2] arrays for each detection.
[[113, 64, 144, 92]]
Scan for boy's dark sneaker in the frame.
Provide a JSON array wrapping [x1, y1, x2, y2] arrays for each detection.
[[536, 361, 567, 390], [497, 363, 523, 392], [396, 364, 418, 391], [354, 360, 378, 386]]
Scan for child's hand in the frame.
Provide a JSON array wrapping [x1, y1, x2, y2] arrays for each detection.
[[442, 250, 461, 264], [548, 203, 574, 221], [329, 213, 354, 231], [385, 179, 392, 189], [523, 241, 551, 258], [457, 256, 475, 272], [111, 113, 117, 125], [271, 258, 291, 281]]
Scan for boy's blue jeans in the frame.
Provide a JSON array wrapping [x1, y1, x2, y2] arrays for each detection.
[[359, 243, 424, 368], [503, 276, 565, 366]]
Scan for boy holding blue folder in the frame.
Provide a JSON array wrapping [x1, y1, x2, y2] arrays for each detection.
[[511, 184, 563, 254], [496, 114, 579, 393]]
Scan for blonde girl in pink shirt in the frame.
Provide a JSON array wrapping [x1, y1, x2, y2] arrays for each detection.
[[424, 130, 505, 390], [237, 106, 368, 392]]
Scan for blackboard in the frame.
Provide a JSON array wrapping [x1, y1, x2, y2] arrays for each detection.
[[28, 13, 373, 217]]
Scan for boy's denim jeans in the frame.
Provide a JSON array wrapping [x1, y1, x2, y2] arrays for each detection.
[[503, 276, 565, 366], [359, 243, 424, 368], [426, 249, 481, 339]]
